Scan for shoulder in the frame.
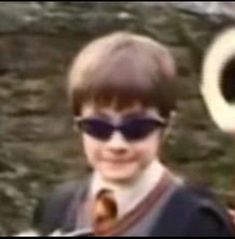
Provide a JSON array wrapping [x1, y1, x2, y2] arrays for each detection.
[[32, 178, 90, 235], [172, 182, 221, 208], [166, 182, 235, 236]]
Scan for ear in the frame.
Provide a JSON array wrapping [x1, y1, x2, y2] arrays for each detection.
[[157, 111, 176, 161], [73, 123, 79, 133], [72, 117, 81, 133], [160, 111, 176, 143]]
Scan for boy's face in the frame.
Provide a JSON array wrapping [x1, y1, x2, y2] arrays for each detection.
[[78, 102, 164, 184]]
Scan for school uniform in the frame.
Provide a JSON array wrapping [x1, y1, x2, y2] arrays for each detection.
[[32, 160, 235, 236]]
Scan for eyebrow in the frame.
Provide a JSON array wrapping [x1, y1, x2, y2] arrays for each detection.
[[122, 111, 146, 119], [123, 111, 167, 124], [94, 110, 150, 121], [76, 108, 166, 123], [74, 112, 144, 124], [92, 111, 111, 120]]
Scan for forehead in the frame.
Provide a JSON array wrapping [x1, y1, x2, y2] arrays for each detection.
[[80, 102, 160, 119]]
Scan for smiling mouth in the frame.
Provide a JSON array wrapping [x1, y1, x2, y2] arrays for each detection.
[[102, 158, 135, 164]]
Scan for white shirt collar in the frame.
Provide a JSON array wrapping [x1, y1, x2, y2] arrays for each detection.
[[89, 159, 166, 217]]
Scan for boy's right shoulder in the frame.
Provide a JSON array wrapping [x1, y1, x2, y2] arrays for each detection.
[[44, 177, 90, 204], [51, 179, 88, 198], [32, 177, 91, 235]]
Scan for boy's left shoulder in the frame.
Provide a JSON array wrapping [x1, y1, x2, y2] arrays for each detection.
[[150, 182, 235, 236], [169, 182, 235, 235]]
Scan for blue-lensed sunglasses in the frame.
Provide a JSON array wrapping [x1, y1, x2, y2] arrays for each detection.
[[74, 116, 166, 141]]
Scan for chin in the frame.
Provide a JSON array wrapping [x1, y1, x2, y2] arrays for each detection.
[[103, 170, 139, 184]]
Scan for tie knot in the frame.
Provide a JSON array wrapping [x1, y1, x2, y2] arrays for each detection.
[[92, 189, 118, 235]]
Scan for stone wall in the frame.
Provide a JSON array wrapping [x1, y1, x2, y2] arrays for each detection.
[[0, 2, 235, 234]]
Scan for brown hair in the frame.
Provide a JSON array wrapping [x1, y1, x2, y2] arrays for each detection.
[[68, 31, 178, 120]]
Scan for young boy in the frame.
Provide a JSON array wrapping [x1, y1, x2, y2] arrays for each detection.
[[32, 31, 235, 236]]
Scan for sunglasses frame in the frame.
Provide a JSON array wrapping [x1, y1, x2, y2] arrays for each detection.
[[74, 115, 166, 141]]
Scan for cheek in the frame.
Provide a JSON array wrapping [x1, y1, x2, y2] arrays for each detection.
[[82, 134, 102, 166], [134, 132, 161, 159]]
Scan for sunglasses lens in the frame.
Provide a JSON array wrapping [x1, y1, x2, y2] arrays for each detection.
[[77, 117, 164, 141], [121, 119, 161, 141], [79, 119, 113, 140]]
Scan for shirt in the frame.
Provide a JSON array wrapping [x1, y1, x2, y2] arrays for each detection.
[[89, 159, 166, 218]]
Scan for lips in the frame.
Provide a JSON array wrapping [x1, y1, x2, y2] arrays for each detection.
[[102, 157, 136, 164]]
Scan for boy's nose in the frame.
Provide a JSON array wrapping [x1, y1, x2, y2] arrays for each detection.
[[105, 131, 129, 152]]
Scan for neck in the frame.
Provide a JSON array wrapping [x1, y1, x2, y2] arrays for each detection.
[[91, 159, 165, 194], [90, 159, 166, 217]]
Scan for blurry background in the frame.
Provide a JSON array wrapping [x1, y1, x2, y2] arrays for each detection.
[[0, 1, 235, 234]]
